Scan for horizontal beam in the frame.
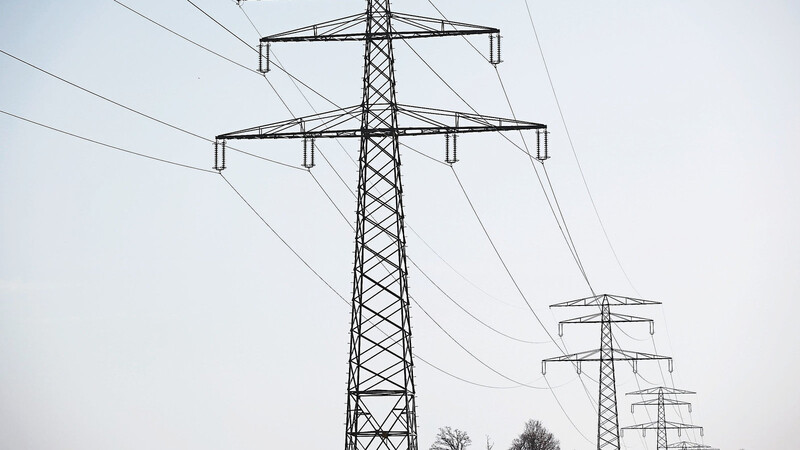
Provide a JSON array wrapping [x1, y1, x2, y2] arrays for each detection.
[[623, 421, 703, 432], [261, 12, 499, 43], [550, 293, 661, 308], [667, 441, 718, 450], [218, 125, 543, 140], [541, 349, 672, 374], [557, 312, 654, 336], [631, 399, 693, 414], [627, 386, 696, 396], [216, 104, 546, 141]]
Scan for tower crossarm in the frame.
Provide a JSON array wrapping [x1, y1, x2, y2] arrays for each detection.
[[542, 348, 672, 374], [550, 293, 661, 308], [631, 398, 693, 413], [216, 104, 546, 141], [623, 421, 703, 433], [627, 386, 696, 396], [557, 312, 654, 336], [667, 441, 718, 450], [261, 11, 498, 43]]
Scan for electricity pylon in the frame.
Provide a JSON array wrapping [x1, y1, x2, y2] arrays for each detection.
[[541, 294, 673, 450], [623, 386, 704, 450], [214, 2, 548, 450], [667, 441, 718, 450]]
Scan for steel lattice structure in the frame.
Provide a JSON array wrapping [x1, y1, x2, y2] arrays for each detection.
[[666, 441, 718, 450], [214, 2, 547, 450], [623, 387, 704, 450], [541, 294, 673, 450]]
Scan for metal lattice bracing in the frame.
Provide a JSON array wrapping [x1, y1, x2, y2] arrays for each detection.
[[667, 441, 718, 450], [624, 387, 703, 450], [598, 299, 619, 448], [344, 2, 415, 450], [215, 1, 549, 450], [542, 294, 672, 450]]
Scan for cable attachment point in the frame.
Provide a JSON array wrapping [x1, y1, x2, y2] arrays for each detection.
[[258, 41, 271, 73], [213, 139, 227, 171], [445, 132, 459, 164], [535, 129, 550, 161], [303, 137, 316, 169], [489, 33, 503, 65]]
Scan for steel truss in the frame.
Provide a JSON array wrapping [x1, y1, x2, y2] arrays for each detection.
[[623, 387, 704, 450], [542, 294, 672, 450], [214, 1, 547, 450], [666, 441, 718, 450]]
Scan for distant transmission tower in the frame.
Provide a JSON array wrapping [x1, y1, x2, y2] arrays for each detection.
[[214, 2, 548, 450], [541, 294, 673, 450], [667, 442, 718, 450], [623, 386, 704, 450]]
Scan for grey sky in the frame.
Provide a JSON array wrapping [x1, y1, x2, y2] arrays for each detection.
[[1, 1, 798, 449]]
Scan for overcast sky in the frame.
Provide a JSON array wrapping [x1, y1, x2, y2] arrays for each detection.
[[1, 1, 798, 449]]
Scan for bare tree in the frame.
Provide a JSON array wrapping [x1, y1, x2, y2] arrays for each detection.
[[508, 420, 560, 450], [430, 427, 472, 450], [486, 435, 494, 450]]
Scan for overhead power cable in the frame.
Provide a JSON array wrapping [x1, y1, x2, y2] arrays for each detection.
[[518, 3, 687, 419], [186, 0, 255, 50], [521, 0, 639, 295], [0, 109, 214, 174], [389, 3, 606, 429], [451, 166, 566, 354], [406, 227, 524, 310], [491, 64, 594, 293], [220, 172, 570, 391], [113, 0, 255, 74], [0, 47, 301, 172], [402, 39, 595, 295], [422, 0, 668, 403], [220, 172, 346, 301]]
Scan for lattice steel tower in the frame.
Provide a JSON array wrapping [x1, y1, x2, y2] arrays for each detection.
[[667, 441, 718, 450], [623, 386, 704, 450], [541, 294, 673, 450], [214, 2, 548, 450]]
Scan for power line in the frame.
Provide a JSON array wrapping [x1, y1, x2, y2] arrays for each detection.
[[544, 375, 595, 445], [304, 139, 551, 348], [451, 166, 566, 354], [0, 48, 206, 142], [0, 47, 302, 172], [522, 0, 639, 295], [113, 0, 256, 74], [409, 258, 549, 344], [518, 5, 689, 428], [219, 172, 346, 300], [416, 1, 597, 299], [410, 294, 562, 391], [221, 171, 565, 392], [407, 8, 678, 448], [0, 109, 214, 174], [186, 0, 256, 51], [491, 64, 595, 293], [393, 11, 605, 433], [406, 226, 524, 310], [403, 38, 596, 296]]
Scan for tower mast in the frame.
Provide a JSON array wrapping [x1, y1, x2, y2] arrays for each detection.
[[623, 386, 704, 450], [542, 294, 673, 450], [214, 2, 549, 450]]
